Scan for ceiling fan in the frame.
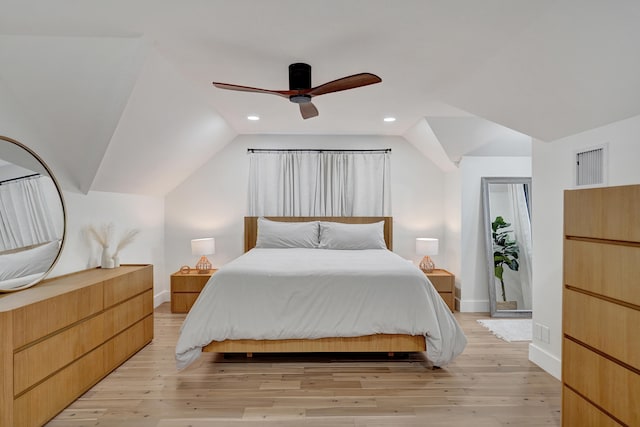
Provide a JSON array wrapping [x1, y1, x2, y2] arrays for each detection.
[[212, 63, 382, 119]]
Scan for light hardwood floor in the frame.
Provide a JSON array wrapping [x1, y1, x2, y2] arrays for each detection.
[[48, 304, 560, 427]]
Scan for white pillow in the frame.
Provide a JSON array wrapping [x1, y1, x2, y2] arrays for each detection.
[[255, 218, 319, 248], [0, 273, 43, 290], [0, 240, 60, 281], [318, 221, 387, 250]]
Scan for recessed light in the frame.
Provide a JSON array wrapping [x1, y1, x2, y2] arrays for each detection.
[[247, 115, 260, 121], [383, 117, 396, 122]]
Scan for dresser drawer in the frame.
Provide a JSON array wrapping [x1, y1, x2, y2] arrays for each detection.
[[14, 346, 105, 427], [103, 290, 153, 337], [563, 386, 622, 427], [564, 185, 640, 241], [564, 288, 640, 369], [564, 239, 640, 306], [171, 274, 211, 292], [438, 292, 454, 311], [14, 313, 106, 395], [425, 269, 454, 292], [563, 338, 639, 426], [429, 276, 452, 293], [171, 293, 201, 313], [104, 265, 153, 307], [103, 315, 153, 372], [12, 284, 103, 348]]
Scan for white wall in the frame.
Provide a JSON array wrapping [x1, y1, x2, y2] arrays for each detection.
[[531, 113, 640, 380], [2, 81, 168, 306], [50, 191, 168, 306], [457, 156, 531, 312], [0, 78, 45, 152], [165, 134, 447, 272], [443, 169, 462, 305]]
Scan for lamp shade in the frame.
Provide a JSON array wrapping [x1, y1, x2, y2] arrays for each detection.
[[191, 238, 215, 256], [416, 238, 438, 256]]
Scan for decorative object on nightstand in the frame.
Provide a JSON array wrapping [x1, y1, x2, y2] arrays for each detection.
[[191, 237, 215, 273], [416, 237, 438, 273], [424, 269, 455, 312]]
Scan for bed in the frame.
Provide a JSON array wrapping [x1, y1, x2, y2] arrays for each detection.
[[0, 240, 60, 290], [175, 217, 467, 369]]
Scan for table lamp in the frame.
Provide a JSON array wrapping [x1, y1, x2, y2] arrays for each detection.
[[191, 237, 215, 274], [416, 238, 438, 273]]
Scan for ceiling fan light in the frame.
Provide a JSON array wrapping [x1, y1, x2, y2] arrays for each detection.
[[289, 94, 312, 104]]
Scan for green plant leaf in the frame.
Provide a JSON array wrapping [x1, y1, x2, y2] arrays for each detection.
[[491, 216, 520, 281]]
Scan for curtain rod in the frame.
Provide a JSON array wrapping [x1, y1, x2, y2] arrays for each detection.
[[247, 148, 391, 153], [0, 173, 40, 185]]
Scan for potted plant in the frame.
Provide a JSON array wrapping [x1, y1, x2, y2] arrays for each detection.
[[492, 216, 519, 308]]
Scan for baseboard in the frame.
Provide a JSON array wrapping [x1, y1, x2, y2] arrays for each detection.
[[153, 290, 170, 308], [529, 343, 561, 380], [457, 298, 490, 313]]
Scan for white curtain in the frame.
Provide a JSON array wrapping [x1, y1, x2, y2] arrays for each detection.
[[0, 176, 59, 251], [248, 150, 391, 216], [508, 184, 533, 310]]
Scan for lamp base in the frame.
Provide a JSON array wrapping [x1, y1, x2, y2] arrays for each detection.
[[419, 256, 435, 273], [195, 256, 212, 274]]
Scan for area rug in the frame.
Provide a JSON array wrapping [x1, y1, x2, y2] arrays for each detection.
[[477, 319, 532, 342]]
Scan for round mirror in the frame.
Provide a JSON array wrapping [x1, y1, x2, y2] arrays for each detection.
[[0, 135, 66, 292]]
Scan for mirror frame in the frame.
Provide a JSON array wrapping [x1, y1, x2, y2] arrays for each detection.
[[481, 176, 532, 318], [0, 135, 66, 292]]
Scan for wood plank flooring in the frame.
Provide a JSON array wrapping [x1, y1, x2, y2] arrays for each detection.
[[47, 304, 560, 426]]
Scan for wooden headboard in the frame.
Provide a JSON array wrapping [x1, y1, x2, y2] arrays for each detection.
[[244, 216, 393, 252]]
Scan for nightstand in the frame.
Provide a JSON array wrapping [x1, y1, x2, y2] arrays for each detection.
[[170, 269, 216, 313], [424, 269, 455, 312]]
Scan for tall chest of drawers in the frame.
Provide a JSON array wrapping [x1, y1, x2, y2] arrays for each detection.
[[562, 186, 639, 426]]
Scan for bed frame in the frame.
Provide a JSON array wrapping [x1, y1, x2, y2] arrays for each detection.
[[202, 216, 426, 355]]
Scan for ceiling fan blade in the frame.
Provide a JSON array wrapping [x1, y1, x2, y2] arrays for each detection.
[[212, 82, 295, 98], [307, 73, 381, 97], [299, 102, 319, 119]]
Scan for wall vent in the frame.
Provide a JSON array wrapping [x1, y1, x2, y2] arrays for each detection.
[[575, 144, 607, 187]]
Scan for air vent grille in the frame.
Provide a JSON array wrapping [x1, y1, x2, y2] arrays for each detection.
[[576, 146, 606, 187]]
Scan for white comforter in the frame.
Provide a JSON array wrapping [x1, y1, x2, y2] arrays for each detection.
[[175, 248, 467, 369]]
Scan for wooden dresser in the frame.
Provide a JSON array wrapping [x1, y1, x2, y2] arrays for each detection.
[[563, 185, 639, 426], [0, 264, 154, 427]]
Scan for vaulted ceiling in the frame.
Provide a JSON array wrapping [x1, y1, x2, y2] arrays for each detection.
[[1, 1, 639, 195]]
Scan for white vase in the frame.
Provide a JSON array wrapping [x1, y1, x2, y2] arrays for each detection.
[[101, 247, 115, 269], [112, 254, 120, 268]]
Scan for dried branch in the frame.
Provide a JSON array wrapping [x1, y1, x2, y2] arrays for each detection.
[[87, 223, 113, 248], [115, 229, 140, 254]]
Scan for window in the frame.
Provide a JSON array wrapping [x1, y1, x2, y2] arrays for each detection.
[[247, 149, 391, 216]]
